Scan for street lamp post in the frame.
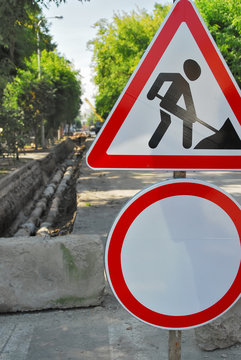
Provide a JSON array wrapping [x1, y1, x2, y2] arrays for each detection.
[[36, 16, 63, 149]]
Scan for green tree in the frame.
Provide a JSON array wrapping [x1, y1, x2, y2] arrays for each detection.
[[0, 107, 25, 159], [25, 50, 82, 138], [86, 111, 99, 127], [196, 0, 241, 87], [89, 5, 170, 119], [38, 0, 89, 5], [74, 116, 82, 130], [2, 50, 81, 149], [3, 70, 55, 150], [90, 1, 240, 119], [0, 0, 85, 154], [0, 0, 89, 101], [0, 92, 25, 158], [0, 2, 55, 103], [0, 0, 89, 54]]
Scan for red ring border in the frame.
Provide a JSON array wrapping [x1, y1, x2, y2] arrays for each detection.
[[106, 181, 241, 329]]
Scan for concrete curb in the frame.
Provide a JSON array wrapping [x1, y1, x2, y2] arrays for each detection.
[[0, 234, 105, 313]]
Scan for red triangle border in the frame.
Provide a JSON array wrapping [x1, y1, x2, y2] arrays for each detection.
[[87, 0, 241, 170]]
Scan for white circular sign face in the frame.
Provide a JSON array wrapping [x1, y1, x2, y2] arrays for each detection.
[[105, 179, 241, 329]]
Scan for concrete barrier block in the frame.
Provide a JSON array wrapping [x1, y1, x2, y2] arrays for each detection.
[[0, 234, 105, 312]]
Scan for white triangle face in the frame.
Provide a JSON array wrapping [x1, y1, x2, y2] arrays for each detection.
[[107, 23, 241, 156], [176, 94, 186, 110]]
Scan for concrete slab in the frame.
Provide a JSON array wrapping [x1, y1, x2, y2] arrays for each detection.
[[0, 295, 241, 359], [0, 234, 105, 312]]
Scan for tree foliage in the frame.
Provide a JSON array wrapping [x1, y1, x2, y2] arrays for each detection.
[[90, 0, 240, 119], [196, 0, 241, 87], [37, 0, 89, 6], [0, 0, 87, 101], [0, 1, 54, 102], [0, 107, 25, 159], [2, 50, 81, 149], [89, 5, 171, 119], [0, 0, 83, 155], [25, 50, 82, 134]]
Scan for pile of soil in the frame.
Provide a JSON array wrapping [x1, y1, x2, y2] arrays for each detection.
[[0, 158, 32, 180]]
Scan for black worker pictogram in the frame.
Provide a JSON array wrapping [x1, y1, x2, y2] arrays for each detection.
[[147, 59, 241, 150]]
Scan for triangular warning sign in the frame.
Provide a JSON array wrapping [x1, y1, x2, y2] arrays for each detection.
[[87, 0, 241, 170]]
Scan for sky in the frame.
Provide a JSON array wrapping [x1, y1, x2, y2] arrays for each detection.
[[42, 0, 171, 117]]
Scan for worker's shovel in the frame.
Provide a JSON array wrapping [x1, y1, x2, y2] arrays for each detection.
[[195, 118, 241, 149], [147, 89, 241, 149]]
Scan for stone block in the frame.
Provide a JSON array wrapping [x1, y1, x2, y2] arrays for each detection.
[[195, 299, 241, 350], [0, 234, 105, 312]]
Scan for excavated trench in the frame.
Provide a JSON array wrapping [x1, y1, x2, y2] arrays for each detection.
[[0, 137, 106, 314], [0, 138, 86, 238], [46, 171, 78, 237], [37, 155, 81, 237]]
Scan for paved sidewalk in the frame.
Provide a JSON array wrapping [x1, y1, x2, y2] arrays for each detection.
[[1, 141, 241, 359], [1, 292, 241, 360], [0, 296, 241, 360]]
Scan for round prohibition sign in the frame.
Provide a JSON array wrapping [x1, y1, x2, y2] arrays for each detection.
[[105, 179, 241, 329]]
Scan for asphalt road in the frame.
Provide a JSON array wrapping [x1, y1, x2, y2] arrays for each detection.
[[1, 140, 241, 359]]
